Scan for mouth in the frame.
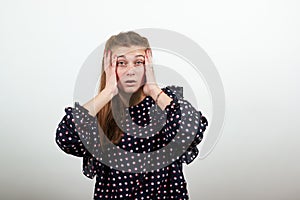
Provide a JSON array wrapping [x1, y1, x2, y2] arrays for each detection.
[[125, 80, 136, 83]]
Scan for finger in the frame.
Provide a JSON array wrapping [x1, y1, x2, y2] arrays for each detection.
[[103, 50, 106, 64], [146, 49, 152, 59], [111, 55, 117, 68], [105, 49, 110, 60], [145, 50, 152, 68], [145, 50, 148, 65], [148, 49, 153, 63], [107, 49, 112, 67], [146, 49, 150, 58], [145, 53, 149, 68], [106, 49, 110, 58], [145, 49, 149, 62], [104, 50, 109, 69], [105, 49, 110, 61]]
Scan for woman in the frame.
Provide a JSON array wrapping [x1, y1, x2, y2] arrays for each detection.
[[55, 31, 208, 199]]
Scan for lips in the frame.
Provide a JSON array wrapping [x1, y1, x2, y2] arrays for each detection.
[[125, 80, 136, 83]]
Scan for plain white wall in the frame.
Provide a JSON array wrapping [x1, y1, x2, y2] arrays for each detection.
[[0, 0, 299, 199]]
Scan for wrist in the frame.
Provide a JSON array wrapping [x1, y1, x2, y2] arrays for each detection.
[[149, 86, 162, 100], [102, 88, 114, 99]]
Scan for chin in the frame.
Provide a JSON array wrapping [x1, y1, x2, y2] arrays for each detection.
[[124, 88, 139, 94], [119, 85, 138, 94]]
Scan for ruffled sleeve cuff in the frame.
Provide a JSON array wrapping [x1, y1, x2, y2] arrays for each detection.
[[178, 114, 208, 165], [82, 151, 100, 179], [55, 102, 105, 179], [159, 85, 209, 165], [69, 102, 103, 179]]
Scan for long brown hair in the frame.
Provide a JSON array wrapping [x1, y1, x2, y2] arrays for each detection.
[[96, 31, 151, 150]]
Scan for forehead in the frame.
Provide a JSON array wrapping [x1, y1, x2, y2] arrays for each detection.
[[112, 46, 146, 58]]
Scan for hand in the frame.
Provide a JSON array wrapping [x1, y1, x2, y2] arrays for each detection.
[[143, 49, 160, 97], [103, 49, 118, 97]]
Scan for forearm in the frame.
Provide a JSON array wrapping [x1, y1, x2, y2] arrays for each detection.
[[82, 88, 113, 117]]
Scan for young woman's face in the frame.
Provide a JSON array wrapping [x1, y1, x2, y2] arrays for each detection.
[[112, 46, 146, 94]]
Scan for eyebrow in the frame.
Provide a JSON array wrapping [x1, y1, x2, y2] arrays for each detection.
[[117, 55, 145, 59]]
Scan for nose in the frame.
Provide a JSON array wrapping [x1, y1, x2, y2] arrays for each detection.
[[125, 63, 135, 75]]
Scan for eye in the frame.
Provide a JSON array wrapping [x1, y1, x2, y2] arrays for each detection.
[[117, 61, 127, 67], [135, 60, 145, 66]]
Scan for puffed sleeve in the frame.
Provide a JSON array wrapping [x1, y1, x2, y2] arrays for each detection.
[[162, 85, 209, 165], [177, 111, 208, 165], [55, 103, 87, 157], [55, 101, 102, 179]]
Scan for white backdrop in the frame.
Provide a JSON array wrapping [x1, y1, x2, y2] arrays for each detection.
[[0, 0, 299, 199]]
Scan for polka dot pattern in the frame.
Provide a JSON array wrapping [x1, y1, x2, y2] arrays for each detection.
[[55, 85, 208, 199]]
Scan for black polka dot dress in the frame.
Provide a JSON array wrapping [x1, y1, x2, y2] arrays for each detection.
[[55, 85, 208, 199]]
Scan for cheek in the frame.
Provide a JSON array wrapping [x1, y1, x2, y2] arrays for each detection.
[[116, 68, 122, 80], [137, 68, 145, 81]]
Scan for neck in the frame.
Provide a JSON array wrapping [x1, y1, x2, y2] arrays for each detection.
[[118, 92, 131, 107], [118, 89, 146, 108]]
